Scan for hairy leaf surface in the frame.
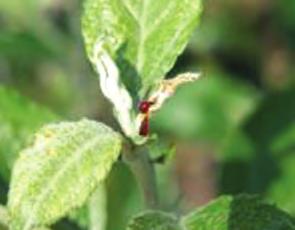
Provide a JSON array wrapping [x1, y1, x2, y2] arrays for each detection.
[[8, 119, 121, 230], [127, 210, 181, 230], [182, 195, 295, 230]]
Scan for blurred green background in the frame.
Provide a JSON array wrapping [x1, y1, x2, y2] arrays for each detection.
[[0, 0, 294, 229]]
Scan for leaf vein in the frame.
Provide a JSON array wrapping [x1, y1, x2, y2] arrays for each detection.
[[121, 0, 139, 24], [145, 1, 176, 40]]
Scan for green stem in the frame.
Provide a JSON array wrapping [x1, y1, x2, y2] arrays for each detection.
[[124, 146, 158, 209]]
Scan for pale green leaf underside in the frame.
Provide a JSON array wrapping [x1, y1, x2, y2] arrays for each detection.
[[82, 0, 202, 95], [182, 195, 295, 230], [127, 210, 181, 230], [0, 85, 58, 181], [8, 119, 121, 230]]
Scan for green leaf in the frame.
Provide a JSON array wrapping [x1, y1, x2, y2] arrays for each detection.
[[0, 85, 58, 181], [127, 210, 181, 230], [8, 119, 122, 230], [0, 206, 52, 230], [182, 195, 295, 230], [82, 0, 202, 95]]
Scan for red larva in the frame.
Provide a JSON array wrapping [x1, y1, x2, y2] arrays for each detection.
[[138, 100, 153, 136], [138, 100, 153, 113], [139, 114, 149, 136]]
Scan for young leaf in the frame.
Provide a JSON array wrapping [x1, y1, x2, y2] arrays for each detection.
[[0, 85, 58, 181], [8, 119, 122, 230], [82, 0, 202, 95], [126, 210, 181, 230], [0, 206, 49, 230], [182, 195, 295, 230]]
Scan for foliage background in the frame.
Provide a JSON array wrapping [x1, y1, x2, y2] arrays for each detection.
[[0, 0, 294, 229]]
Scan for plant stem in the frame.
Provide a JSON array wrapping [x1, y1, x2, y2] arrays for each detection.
[[88, 184, 107, 230], [124, 145, 158, 209]]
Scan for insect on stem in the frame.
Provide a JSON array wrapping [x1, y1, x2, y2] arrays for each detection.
[[139, 113, 149, 136], [138, 100, 154, 136]]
